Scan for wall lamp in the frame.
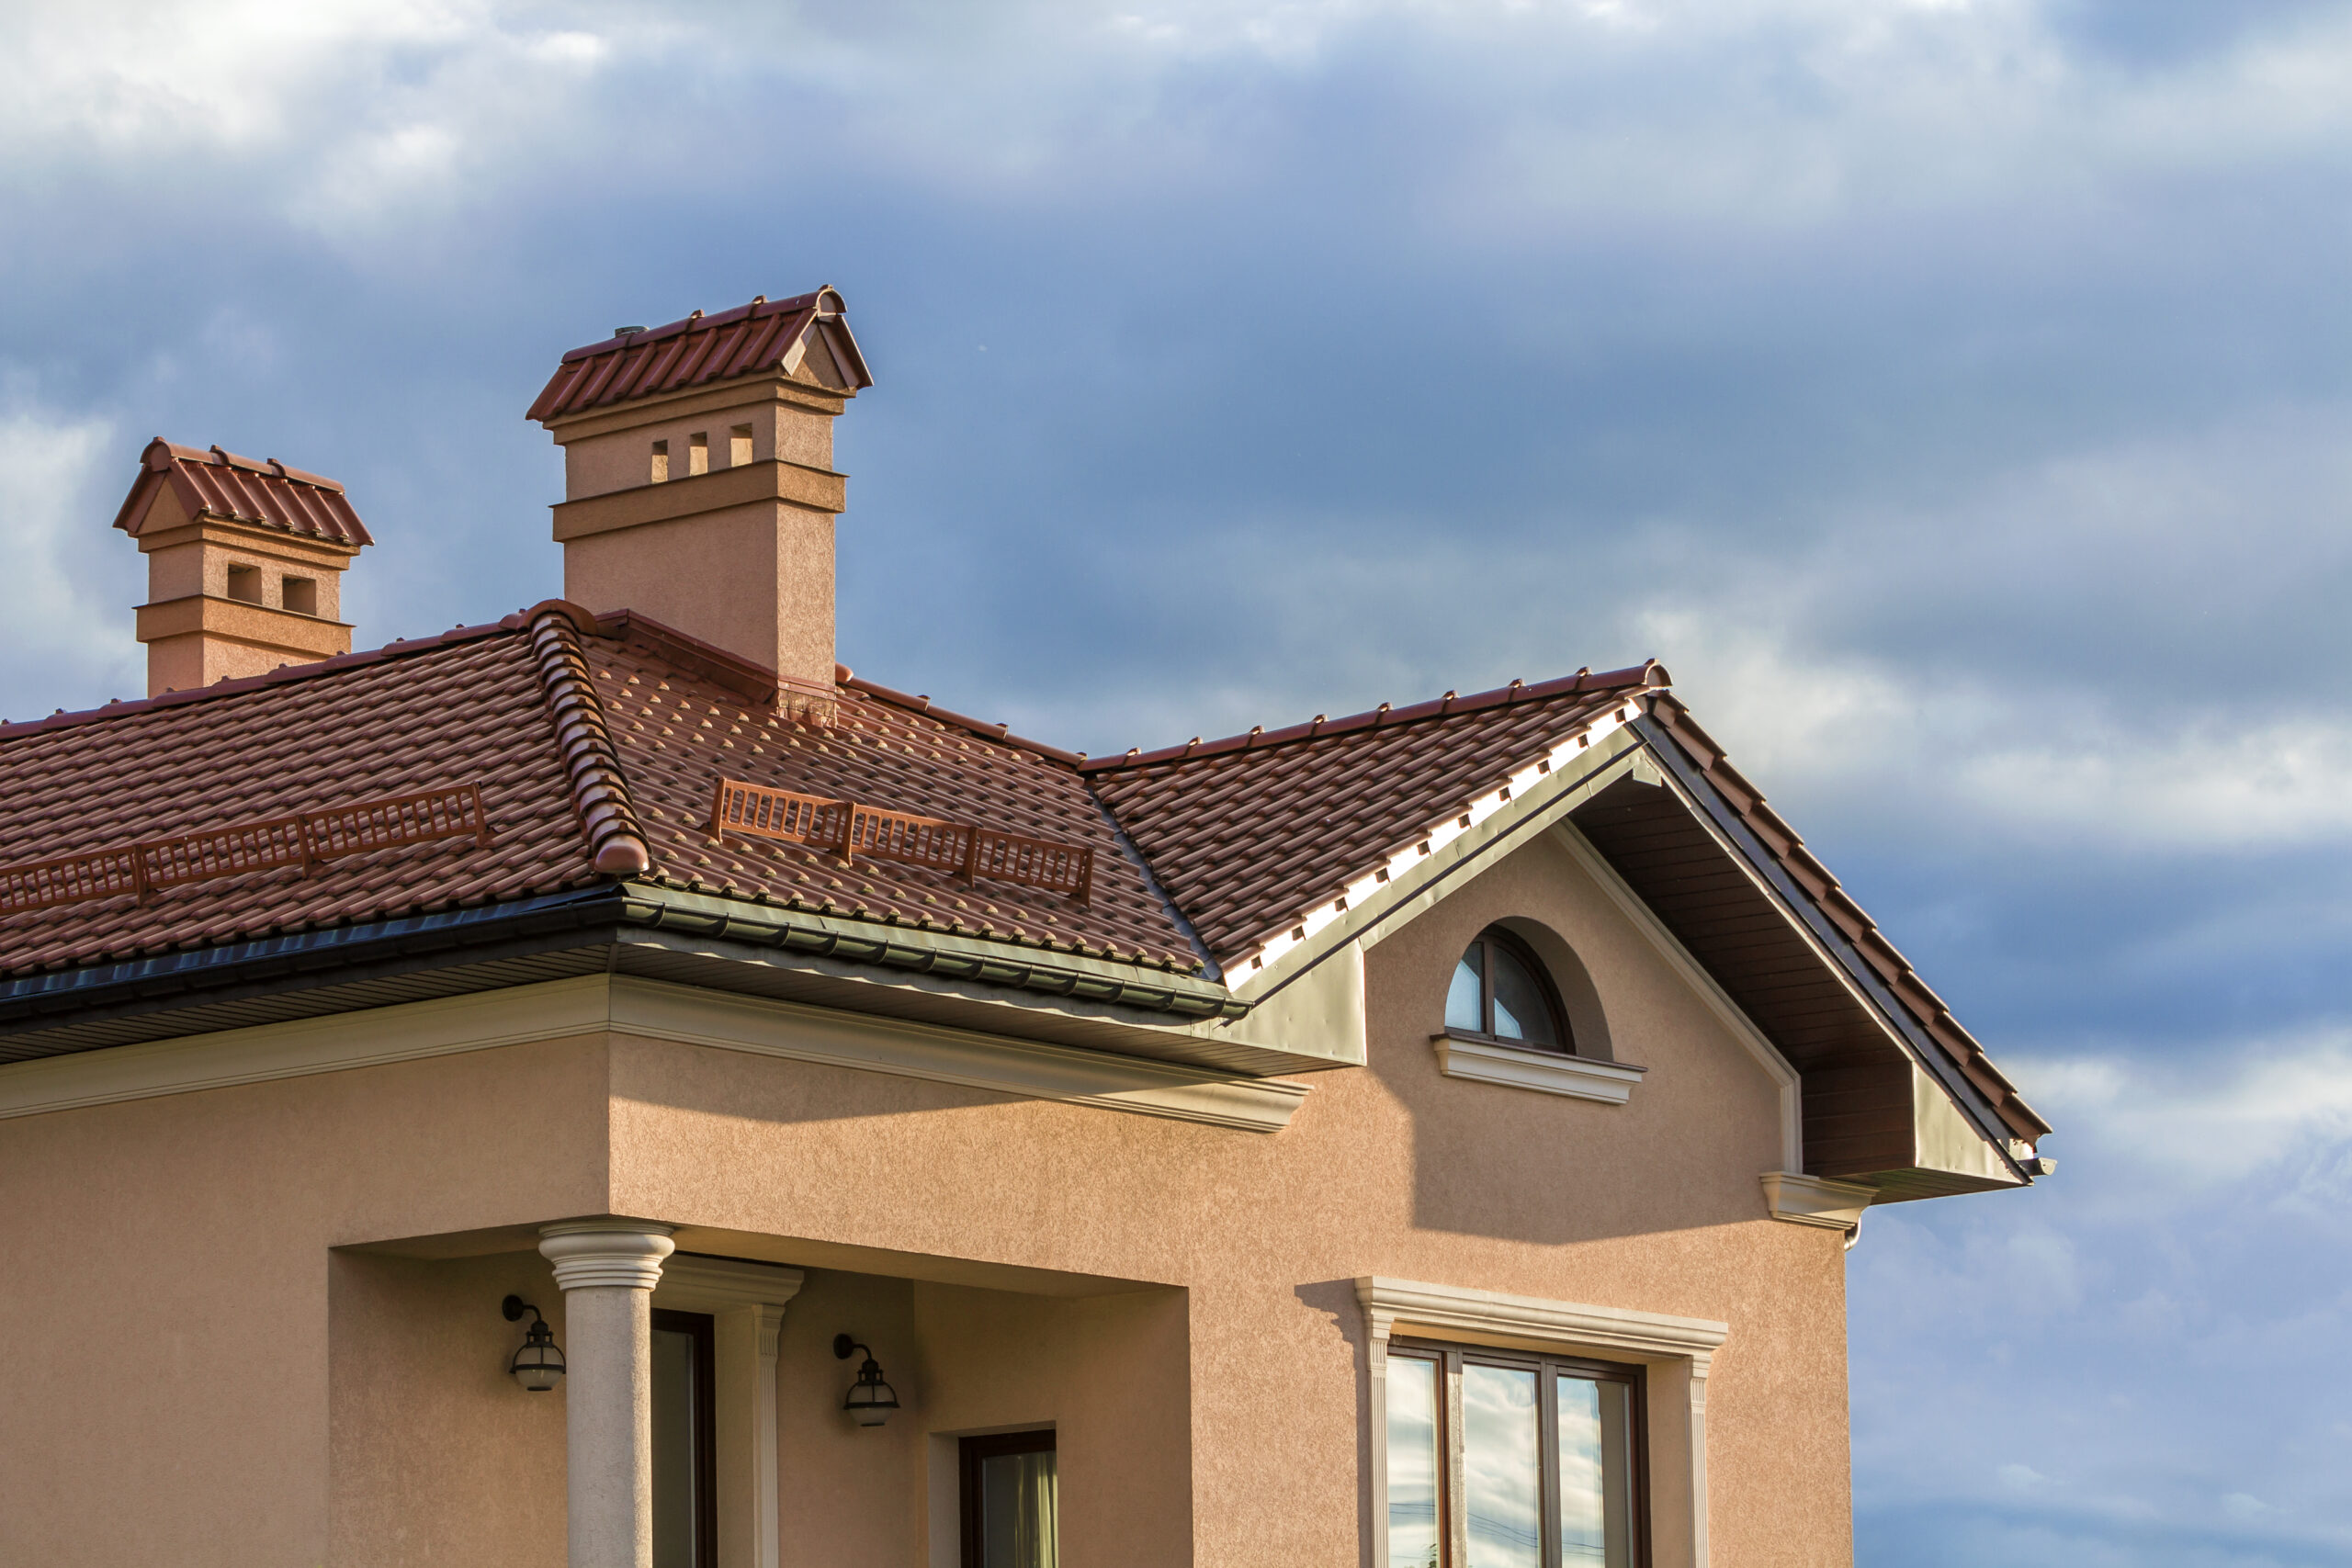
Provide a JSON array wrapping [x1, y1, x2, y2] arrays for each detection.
[[503, 1295, 566, 1393], [832, 1334, 900, 1427]]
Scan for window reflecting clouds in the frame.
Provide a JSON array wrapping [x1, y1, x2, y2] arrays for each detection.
[[1387, 1354, 1442, 1568], [1464, 1363, 1542, 1568]]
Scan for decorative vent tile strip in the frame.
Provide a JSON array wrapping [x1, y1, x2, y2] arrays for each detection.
[[0, 784, 491, 915], [710, 777, 1094, 904]]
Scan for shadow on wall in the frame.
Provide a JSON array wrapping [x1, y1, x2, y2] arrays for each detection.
[[1294, 1278, 1375, 1559], [1382, 833, 1785, 1247]]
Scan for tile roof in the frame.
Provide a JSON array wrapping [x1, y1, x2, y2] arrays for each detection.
[[113, 438, 373, 547], [1082, 666, 1667, 966], [585, 624, 1194, 969], [526, 288, 874, 423], [0, 605, 2044, 1146], [0, 621, 589, 976]]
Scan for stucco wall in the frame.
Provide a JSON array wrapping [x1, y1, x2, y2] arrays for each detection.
[[0, 1035, 610, 1568], [0, 829, 1854, 1566]]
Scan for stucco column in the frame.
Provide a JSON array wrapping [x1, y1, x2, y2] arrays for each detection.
[[540, 1221, 677, 1568]]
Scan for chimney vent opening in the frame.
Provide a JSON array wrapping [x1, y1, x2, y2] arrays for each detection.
[[688, 432, 709, 477], [729, 424, 753, 468], [225, 563, 263, 604], [650, 440, 669, 484], [283, 576, 319, 615]]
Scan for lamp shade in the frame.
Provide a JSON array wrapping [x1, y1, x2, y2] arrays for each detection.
[[834, 1334, 900, 1427], [503, 1295, 565, 1393]]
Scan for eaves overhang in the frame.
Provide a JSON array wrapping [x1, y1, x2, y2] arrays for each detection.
[[0, 882, 1277, 1077]]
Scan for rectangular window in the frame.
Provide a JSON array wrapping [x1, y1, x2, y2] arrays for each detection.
[[225, 563, 262, 604], [688, 432, 709, 476], [1388, 1343, 1642, 1568], [650, 1308, 717, 1568], [282, 576, 318, 615], [960, 1429, 1057, 1568], [729, 423, 754, 468], [650, 440, 670, 483]]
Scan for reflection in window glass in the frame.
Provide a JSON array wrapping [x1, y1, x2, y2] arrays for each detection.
[[1387, 1355, 1441, 1568], [1463, 1364, 1541, 1568], [1446, 946, 1486, 1032], [978, 1448, 1058, 1568], [1557, 1375, 1633, 1568], [1488, 942, 1558, 1047]]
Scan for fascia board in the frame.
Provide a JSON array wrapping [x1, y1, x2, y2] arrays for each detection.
[[619, 886, 1244, 1021], [1629, 714, 2030, 1181]]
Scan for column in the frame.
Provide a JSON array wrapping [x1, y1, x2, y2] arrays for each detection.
[[540, 1220, 677, 1568]]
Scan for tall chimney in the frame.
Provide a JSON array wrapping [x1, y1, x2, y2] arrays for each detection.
[[113, 440, 374, 696], [526, 288, 873, 710]]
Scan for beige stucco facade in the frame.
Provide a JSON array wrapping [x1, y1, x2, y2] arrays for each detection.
[[0, 830, 1859, 1567]]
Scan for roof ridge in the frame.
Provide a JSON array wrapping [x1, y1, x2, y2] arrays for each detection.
[[0, 618, 524, 743], [522, 601, 653, 878], [836, 669, 1088, 769], [1080, 660, 1669, 773]]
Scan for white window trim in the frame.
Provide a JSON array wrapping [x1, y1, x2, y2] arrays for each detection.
[[1355, 1276, 1729, 1568], [653, 1254, 807, 1568], [1429, 1032, 1648, 1104]]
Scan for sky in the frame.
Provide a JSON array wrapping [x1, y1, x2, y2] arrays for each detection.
[[3, 0, 2348, 1559]]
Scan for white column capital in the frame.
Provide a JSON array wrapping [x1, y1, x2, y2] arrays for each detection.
[[539, 1220, 677, 1292]]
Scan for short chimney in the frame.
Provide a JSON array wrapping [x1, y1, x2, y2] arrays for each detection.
[[113, 440, 375, 696], [526, 288, 873, 713]]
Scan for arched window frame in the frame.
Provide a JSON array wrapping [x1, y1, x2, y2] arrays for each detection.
[[1446, 924, 1575, 1055]]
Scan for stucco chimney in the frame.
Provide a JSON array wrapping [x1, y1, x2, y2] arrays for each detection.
[[526, 288, 873, 713], [113, 440, 375, 696]]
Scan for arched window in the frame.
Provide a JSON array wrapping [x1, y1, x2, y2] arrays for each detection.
[[1445, 924, 1572, 1052]]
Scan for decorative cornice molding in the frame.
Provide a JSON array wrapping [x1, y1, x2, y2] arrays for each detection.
[[653, 1254, 807, 1314], [1354, 1275, 1727, 1376], [1759, 1172, 1874, 1232], [1430, 1033, 1646, 1105], [539, 1221, 677, 1292]]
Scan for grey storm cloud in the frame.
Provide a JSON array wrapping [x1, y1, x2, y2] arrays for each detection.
[[3, 2, 2349, 1559]]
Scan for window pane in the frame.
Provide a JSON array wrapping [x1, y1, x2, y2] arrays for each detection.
[[1488, 943, 1558, 1047], [1446, 944, 1487, 1032], [1386, 1356, 1442, 1568], [978, 1449, 1058, 1568], [1463, 1364, 1541, 1568], [650, 1326, 698, 1568], [1557, 1375, 1633, 1568]]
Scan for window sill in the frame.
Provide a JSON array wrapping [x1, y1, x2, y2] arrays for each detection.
[[1430, 1032, 1647, 1104]]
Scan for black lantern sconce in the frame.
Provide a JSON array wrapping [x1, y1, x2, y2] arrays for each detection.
[[503, 1295, 566, 1393], [832, 1334, 900, 1427]]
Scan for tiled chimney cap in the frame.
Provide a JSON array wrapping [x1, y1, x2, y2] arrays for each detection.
[[526, 287, 874, 423], [112, 438, 374, 547]]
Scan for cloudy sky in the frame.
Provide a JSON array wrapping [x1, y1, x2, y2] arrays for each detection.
[[4, 1, 2348, 1559]]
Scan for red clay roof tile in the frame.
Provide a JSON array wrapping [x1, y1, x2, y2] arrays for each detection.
[[113, 438, 373, 547], [526, 288, 875, 423]]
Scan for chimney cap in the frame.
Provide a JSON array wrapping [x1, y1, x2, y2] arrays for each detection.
[[528, 287, 872, 423]]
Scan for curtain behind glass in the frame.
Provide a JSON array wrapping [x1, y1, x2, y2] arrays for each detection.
[[980, 1449, 1058, 1568]]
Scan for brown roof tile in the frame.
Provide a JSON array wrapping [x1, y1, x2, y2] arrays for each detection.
[[0, 620, 593, 976], [589, 629, 1195, 969], [526, 288, 874, 423], [113, 438, 373, 547], [1083, 665, 1667, 965]]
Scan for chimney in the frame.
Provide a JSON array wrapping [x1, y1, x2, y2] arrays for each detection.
[[526, 288, 874, 713], [113, 440, 375, 696]]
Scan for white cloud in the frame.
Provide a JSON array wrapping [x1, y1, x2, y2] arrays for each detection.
[[0, 402, 145, 720]]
